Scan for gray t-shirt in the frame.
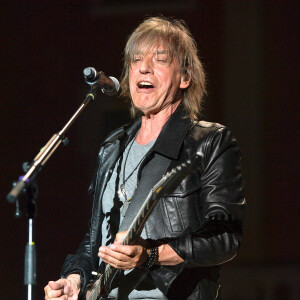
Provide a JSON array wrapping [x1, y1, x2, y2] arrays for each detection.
[[100, 138, 166, 299]]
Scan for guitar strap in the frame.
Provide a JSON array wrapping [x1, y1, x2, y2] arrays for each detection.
[[119, 152, 171, 232], [119, 107, 195, 232], [115, 153, 171, 300]]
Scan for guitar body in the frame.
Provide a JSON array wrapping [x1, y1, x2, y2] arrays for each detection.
[[87, 264, 122, 300], [86, 273, 103, 300]]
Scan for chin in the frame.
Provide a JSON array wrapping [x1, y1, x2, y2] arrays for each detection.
[[133, 101, 156, 114]]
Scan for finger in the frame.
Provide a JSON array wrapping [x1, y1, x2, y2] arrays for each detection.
[[63, 284, 72, 296], [101, 255, 129, 269], [47, 288, 65, 298], [115, 231, 127, 244], [99, 247, 143, 269], [48, 279, 68, 290], [99, 241, 143, 258], [99, 246, 128, 262], [46, 279, 71, 298], [44, 285, 64, 298], [110, 243, 142, 257], [99, 245, 137, 260]]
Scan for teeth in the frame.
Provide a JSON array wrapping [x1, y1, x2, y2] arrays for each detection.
[[138, 81, 153, 88]]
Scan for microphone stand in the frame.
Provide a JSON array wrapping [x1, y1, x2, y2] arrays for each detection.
[[7, 79, 99, 300]]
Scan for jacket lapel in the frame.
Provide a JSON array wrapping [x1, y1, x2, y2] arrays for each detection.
[[152, 107, 193, 160]]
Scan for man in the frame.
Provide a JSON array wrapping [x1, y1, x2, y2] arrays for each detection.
[[45, 17, 245, 300]]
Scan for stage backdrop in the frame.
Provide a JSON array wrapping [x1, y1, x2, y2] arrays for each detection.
[[0, 1, 299, 299]]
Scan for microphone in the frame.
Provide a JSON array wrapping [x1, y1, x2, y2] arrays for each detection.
[[83, 67, 120, 96]]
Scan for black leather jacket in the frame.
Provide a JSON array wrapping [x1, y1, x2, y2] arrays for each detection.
[[61, 107, 246, 299]]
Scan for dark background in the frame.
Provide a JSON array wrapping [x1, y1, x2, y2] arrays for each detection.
[[1, 0, 299, 299]]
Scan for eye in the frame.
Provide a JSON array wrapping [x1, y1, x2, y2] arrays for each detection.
[[132, 55, 142, 63], [155, 54, 168, 63]]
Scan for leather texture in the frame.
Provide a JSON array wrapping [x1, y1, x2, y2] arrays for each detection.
[[60, 106, 246, 299]]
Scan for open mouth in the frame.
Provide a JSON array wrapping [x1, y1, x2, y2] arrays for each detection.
[[137, 81, 154, 89]]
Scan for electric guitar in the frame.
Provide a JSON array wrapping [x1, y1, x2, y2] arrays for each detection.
[[87, 154, 202, 300]]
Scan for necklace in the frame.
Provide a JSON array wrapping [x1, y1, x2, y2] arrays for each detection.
[[118, 133, 144, 203], [118, 133, 156, 217]]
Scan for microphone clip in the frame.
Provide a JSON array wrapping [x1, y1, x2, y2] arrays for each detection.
[[83, 67, 120, 96]]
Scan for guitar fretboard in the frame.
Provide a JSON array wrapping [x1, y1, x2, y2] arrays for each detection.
[[87, 154, 202, 300]]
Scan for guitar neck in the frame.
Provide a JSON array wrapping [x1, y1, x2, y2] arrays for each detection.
[[95, 154, 202, 298], [102, 187, 159, 291], [122, 191, 159, 245]]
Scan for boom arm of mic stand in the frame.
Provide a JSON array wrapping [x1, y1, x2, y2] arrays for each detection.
[[6, 91, 96, 204]]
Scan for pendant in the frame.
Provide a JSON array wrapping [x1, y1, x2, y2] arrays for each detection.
[[118, 184, 127, 200], [119, 183, 132, 216]]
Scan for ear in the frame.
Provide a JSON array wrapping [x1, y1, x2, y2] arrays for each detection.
[[179, 72, 191, 89]]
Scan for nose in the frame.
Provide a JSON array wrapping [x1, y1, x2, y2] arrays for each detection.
[[139, 57, 153, 74]]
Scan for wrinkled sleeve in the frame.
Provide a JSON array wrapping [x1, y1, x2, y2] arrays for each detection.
[[168, 126, 246, 266], [60, 230, 94, 296], [58, 127, 127, 297]]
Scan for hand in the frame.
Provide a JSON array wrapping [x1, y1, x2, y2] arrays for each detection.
[[44, 274, 80, 300], [98, 231, 150, 270]]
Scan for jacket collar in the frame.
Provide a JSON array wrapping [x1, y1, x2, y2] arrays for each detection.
[[108, 105, 193, 160], [152, 106, 193, 159]]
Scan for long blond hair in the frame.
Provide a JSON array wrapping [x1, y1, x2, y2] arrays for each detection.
[[120, 16, 206, 120]]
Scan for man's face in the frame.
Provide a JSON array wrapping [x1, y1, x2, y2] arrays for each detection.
[[129, 43, 189, 116]]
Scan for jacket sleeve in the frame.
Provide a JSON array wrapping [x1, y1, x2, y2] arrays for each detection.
[[59, 126, 130, 296], [60, 229, 94, 297], [168, 126, 246, 266]]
